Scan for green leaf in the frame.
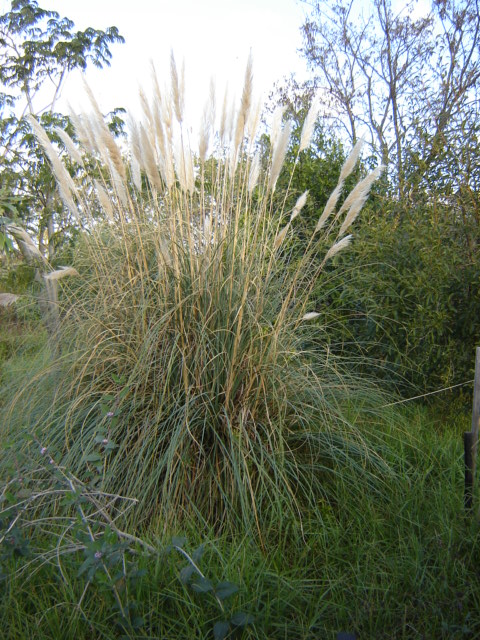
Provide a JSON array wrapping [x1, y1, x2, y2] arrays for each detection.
[[179, 564, 195, 584], [230, 611, 254, 627], [77, 557, 94, 578], [192, 544, 205, 562], [84, 452, 102, 463], [131, 616, 144, 629], [215, 581, 239, 601], [213, 621, 230, 640], [191, 576, 213, 593], [171, 536, 186, 548]]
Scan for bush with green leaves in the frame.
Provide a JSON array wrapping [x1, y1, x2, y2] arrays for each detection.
[[318, 194, 480, 399], [4, 55, 386, 540]]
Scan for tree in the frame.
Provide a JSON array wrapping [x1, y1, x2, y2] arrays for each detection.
[[301, 0, 480, 201], [297, 0, 480, 399], [0, 0, 124, 258]]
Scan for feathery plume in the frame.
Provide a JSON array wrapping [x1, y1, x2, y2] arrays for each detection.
[[198, 80, 216, 163], [270, 105, 286, 150], [54, 127, 84, 165], [0, 293, 20, 307], [290, 190, 309, 221], [174, 137, 194, 193], [248, 152, 261, 194], [299, 97, 320, 152], [274, 223, 290, 250], [302, 312, 321, 320], [313, 141, 367, 234], [68, 110, 94, 153], [246, 96, 262, 144], [43, 266, 79, 281], [27, 115, 80, 221], [323, 235, 353, 262], [94, 180, 115, 222], [6, 223, 46, 264], [170, 51, 185, 124], [337, 165, 383, 236], [130, 154, 142, 192], [234, 52, 253, 150], [140, 124, 163, 192], [268, 120, 291, 192], [338, 138, 364, 183], [315, 183, 342, 233], [219, 86, 229, 144]]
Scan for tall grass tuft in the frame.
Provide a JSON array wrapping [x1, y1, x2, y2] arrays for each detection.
[[8, 58, 385, 539]]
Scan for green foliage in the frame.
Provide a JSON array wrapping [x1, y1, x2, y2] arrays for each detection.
[[0, 0, 124, 265], [318, 195, 480, 397], [1, 404, 480, 638]]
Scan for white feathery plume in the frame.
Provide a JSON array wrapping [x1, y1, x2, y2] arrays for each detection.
[[337, 165, 384, 236], [94, 180, 115, 222], [219, 86, 229, 144], [323, 235, 353, 262], [130, 154, 142, 192], [246, 96, 262, 144], [299, 97, 320, 152], [234, 52, 253, 150], [54, 127, 84, 165], [109, 161, 129, 207], [314, 140, 367, 234], [274, 223, 290, 250], [248, 152, 261, 194], [302, 312, 321, 321], [339, 138, 364, 182], [270, 105, 286, 150], [6, 223, 46, 263], [268, 120, 291, 192], [170, 51, 185, 124], [336, 164, 384, 218], [43, 266, 79, 281], [315, 183, 343, 233], [68, 109, 94, 154], [174, 136, 194, 193], [290, 190, 309, 221], [0, 293, 20, 307], [139, 124, 163, 191], [27, 115, 80, 221]]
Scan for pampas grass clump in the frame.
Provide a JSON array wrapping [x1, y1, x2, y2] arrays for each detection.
[[11, 55, 385, 538]]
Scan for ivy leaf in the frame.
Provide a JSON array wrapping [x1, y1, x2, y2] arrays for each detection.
[[84, 452, 102, 463], [213, 620, 230, 640], [192, 543, 205, 562], [215, 581, 239, 601], [179, 564, 195, 584], [230, 611, 254, 627], [171, 536, 186, 548], [191, 576, 214, 593]]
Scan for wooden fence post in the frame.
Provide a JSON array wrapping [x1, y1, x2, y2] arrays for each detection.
[[464, 347, 480, 513]]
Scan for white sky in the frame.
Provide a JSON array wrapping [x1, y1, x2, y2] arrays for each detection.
[[24, 0, 311, 123]]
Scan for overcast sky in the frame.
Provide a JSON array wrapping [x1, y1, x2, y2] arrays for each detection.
[[27, 0, 311, 122]]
